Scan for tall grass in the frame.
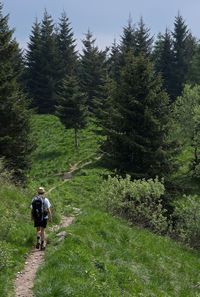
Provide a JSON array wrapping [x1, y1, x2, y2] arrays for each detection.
[[3, 114, 200, 297], [34, 210, 200, 297], [0, 181, 34, 297]]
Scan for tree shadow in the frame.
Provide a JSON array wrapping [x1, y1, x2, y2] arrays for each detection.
[[35, 151, 64, 161]]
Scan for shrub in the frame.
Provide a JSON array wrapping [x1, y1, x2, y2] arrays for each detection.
[[99, 175, 168, 234], [173, 195, 200, 249]]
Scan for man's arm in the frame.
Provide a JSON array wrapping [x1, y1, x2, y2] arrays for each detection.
[[48, 207, 52, 222]]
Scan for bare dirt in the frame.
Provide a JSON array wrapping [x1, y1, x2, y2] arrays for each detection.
[[14, 216, 74, 297]]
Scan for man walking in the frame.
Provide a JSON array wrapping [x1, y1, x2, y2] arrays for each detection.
[[31, 187, 52, 250]]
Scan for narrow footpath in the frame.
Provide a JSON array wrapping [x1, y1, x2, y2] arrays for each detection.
[[14, 158, 97, 297], [15, 216, 74, 297]]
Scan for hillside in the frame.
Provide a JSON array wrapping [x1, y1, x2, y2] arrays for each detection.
[[1, 115, 200, 297]]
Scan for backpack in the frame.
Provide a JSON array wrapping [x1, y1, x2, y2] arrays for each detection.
[[32, 196, 44, 221]]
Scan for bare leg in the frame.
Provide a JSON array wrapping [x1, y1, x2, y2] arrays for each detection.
[[36, 227, 41, 249], [40, 227, 45, 250]]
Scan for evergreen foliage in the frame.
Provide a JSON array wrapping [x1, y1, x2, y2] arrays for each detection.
[[0, 2, 33, 182], [153, 30, 174, 100], [79, 30, 107, 116], [26, 10, 60, 114], [56, 75, 87, 148], [134, 17, 153, 57], [108, 39, 121, 83], [25, 19, 42, 108], [56, 11, 78, 78], [171, 14, 194, 100], [102, 53, 171, 179], [119, 17, 136, 55], [188, 43, 200, 85]]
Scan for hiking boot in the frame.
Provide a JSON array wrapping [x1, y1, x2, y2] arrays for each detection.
[[35, 236, 40, 249], [40, 241, 45, 251], [35, 242, 40, 249]]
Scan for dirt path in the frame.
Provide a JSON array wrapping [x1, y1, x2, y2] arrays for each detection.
[[14, 158, 98, 297], [15, 216, 74, 297]]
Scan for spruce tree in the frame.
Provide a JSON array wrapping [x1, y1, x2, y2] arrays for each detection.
[[171, 14, 193, 99], [39, 10, 60, 113], [56, 11, 78, 78], [188, 43, 200, 84], [153, 30, 174, 100], [25, 19, 42, 108], [108, 39, 121, 83], [79, 30, 107, 116], [119, 17, 136, 55], [0, 2, 33, 182], [134, 17, 153, 57], [56, 75, 87, 148], [102, 53, 170, 179]]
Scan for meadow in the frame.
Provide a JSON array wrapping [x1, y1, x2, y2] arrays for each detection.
[[1, 115, 200, 297]]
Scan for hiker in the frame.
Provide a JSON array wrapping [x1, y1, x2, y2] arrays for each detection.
[[31, 187, 52, 250]]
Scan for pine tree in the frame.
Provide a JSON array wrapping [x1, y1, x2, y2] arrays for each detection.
[[0, 2, 33, 182], [27, 10, 60, 114], [188, 43, 200, 84], [38, 10, 60, 113], [56, 75, 87, 148], [153, 30, 174, 100], [119, 16, 136, 55], [134, 17, 153, 57], [171, 14, 194, 99], [56, 11, 78, 78], [25, 18, 42, 108], [102, 53, 170, 179], [108, 39, 121, 83], [79, 30, 107, 115]]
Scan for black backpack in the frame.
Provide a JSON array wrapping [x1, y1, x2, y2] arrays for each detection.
[[32, 196, 44, 221]]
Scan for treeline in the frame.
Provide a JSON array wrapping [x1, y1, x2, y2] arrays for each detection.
[[1, 2, 200, 183]]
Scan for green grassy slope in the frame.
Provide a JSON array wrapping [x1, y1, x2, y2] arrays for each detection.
[[29, 115, 200, 297], [2, 114, 200, 296], [0, 183, 34, 297]]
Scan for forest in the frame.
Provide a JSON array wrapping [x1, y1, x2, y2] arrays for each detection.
[[0, 1, 200, 296]]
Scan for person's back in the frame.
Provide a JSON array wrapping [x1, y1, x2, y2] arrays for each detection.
[[31, 187, 52, 250]]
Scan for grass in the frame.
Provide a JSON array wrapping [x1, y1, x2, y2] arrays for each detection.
[[2, 114, 200, 296], [0, 182, 34, 297], [34, 210, 200, 297]]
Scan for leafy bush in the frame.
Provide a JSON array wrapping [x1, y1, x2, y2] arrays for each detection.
[[173, 195, 200, 249], [99, 175, 168, 234]]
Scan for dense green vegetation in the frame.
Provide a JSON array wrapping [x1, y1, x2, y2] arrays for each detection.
[[28, 115, 199, 297], [0, 175, 34, 296], [0, 114, 200, 296], [1, 1, 200, 296]]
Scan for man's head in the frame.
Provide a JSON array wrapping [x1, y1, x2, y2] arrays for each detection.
[[38, 186, 45, 194]]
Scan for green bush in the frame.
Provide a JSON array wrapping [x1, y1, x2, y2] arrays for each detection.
[[173, 195, 200, 249], [99, 175, 168, 234]]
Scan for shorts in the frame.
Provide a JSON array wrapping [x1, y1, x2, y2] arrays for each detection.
[[34, 219, 48, 228]]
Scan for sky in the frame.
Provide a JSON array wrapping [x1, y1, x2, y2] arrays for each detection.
[[2, 0, 200, 51]]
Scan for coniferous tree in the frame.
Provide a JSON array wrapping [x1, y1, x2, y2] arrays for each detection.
[[102, 53, 170, 179], [56, 75, 87, 148], [108, 39, 121, 83], [56, 11, 78, 78], [171, 14, 194, 99], [38, 10, 60, 113], [188, 43, 200, 85], [119, 17, 136, 55], [0, 2, 33, 182], [153, 30, 174, 100], [79, 30, 107, 116], [25, 19, 42, 108], [134, 17, 153, 57]]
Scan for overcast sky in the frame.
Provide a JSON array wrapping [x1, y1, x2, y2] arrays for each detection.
[[2, 0, 200, 51]]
